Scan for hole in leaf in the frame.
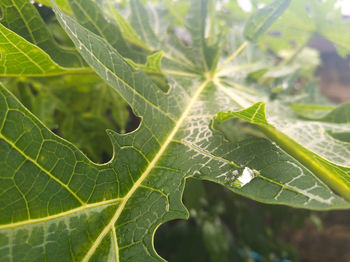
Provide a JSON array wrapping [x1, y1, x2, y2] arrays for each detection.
[[125, 106, 141, 133], [9, 75, 142, 164], [34, 3, 54, 22], [34, 4, 76, 48], [155, 179, 309, 261], [155, 218, 208, 261]]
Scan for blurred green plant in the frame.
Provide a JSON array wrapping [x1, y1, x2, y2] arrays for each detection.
[[156, 179, 306, 262]]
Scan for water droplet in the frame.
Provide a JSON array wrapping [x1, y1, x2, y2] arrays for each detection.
[[30, 0, 35, 4], [233, 167, 258, 188], [38, 3, 43, 7], [216, 167, 258, 188]]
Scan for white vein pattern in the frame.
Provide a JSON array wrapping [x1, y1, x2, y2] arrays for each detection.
[[271, 117, 350, 167], [171, 80, 347, 208]]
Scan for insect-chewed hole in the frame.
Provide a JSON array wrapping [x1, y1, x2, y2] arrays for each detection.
[[154, 179, 229, 261], [125, 106, 141, 133], [11, 75, 142, 165], [154, 210, 204, 258]]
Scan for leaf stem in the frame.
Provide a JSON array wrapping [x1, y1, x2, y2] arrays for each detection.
[[216, 41, 248, 73]]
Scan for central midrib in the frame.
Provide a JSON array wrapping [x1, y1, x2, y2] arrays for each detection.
[[82, 78, 212, 261]]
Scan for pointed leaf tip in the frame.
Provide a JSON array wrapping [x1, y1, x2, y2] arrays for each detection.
[[216, 102, 269, 126]]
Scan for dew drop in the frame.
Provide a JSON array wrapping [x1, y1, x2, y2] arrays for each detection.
[[216, 167, 258, 188], [233, 167, 258, 188], [38, 3, 43, 7], [30, 0, 35, 4], [239, 167, 255, 184]]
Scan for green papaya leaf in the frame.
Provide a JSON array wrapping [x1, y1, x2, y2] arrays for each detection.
[[185, 0, 209, 70], [126, 0, 196, 72], [50, 0, 350, 215], [106, 0, 149, 50], [130, 0, 160, 49], [244, 0, 291, 42], [126, 51, 169, 91], [67, 0, 131, 58], [0, 0, 350, 261]]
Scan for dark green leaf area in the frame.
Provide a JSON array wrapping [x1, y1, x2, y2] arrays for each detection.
[[0, 0, 84, 67], [0, 203, 118, 262], [0, 82, 189, 261], [67, 0, 143, 61], [185, 0, 220, 71]]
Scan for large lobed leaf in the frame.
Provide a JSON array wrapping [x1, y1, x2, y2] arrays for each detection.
[[0, 0, 350, 261]]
